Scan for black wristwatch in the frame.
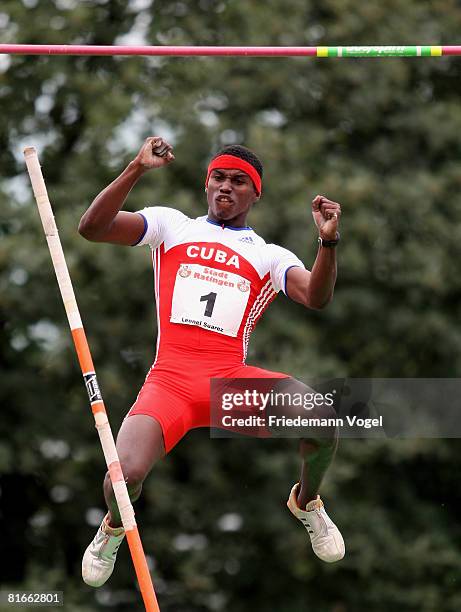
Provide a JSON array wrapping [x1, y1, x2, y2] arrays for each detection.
[[318, 232, 340, 248]]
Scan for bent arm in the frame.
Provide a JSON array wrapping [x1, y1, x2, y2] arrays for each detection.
[[286, 245, 337, 309], [286, 193, 340, 309], [78, 161, 147, 245], [78, 136, 174, 246]]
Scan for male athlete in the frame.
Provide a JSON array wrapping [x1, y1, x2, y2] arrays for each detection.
[[79, 137, 344, 587]]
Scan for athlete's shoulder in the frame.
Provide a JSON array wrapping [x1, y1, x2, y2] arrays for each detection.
[[246, 227, 267, 247], [264, 242, 298, 258], [140, 205, 190, 223], [253, 238, 301, 264], [262, 242, 306, 293], [242, 227, 295, 253], [134, 205, 191, 248]]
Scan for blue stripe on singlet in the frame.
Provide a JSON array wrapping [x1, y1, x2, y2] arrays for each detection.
[[206, 218, 252, 231], [284, 265, 302, 297], [131, 213, 148, 246]]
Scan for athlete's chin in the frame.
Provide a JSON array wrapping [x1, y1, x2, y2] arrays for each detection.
[[213, 204, 235, 220]]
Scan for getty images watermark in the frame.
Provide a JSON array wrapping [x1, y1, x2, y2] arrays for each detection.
[[219, 388, 381, 430], [210, 378, 461, 439]]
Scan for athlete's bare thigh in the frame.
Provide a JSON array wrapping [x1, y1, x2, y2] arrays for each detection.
[[116, 414, 166, 481]]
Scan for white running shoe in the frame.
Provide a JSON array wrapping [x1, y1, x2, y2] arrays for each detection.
[[82, 514, 126, 587], [287, 483, 345, 563]]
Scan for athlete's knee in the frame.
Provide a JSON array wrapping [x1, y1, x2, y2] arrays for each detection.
[[291, 421, 338, 453], [312, 401, 339, 446], [103, 461, 148, 497], [303, 398, 339, 449], [299, 432, 338, 468]]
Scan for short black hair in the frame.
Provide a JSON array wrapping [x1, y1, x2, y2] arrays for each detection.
[[213, 144, 263, 178]]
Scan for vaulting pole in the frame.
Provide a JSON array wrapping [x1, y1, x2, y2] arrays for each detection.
[[23, 146, 161, 612], [1, 44, 461, 57]]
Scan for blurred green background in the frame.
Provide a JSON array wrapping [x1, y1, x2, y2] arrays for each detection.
[[1, 1, 461, 610]]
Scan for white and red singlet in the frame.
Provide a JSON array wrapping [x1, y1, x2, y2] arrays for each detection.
[[127, 206, 305, 451]]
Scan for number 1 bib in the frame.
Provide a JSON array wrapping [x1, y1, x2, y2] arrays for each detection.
[[170, 263, 251, 337]]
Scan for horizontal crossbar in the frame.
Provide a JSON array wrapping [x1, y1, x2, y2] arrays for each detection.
[[1, 44, 461, 57]]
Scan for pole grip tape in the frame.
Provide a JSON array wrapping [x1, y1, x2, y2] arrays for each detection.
[[83, 371, 103, 404]]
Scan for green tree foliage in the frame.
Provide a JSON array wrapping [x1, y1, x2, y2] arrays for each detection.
[[1, 1, 461, 610]]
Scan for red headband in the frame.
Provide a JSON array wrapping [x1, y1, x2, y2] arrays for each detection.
[[206, 154, 262, 195]]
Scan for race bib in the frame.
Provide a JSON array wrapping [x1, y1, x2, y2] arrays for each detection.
[[170, 263, 251, 337]]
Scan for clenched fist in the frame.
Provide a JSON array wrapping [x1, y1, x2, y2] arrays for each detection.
[[312, 195, 341, 241], [133, 136, 175, 170]]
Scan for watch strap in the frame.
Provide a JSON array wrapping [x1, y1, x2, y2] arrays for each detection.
[[318, 231, 340, 248]]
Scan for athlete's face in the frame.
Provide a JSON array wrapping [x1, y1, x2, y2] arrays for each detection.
[[206, 168, 260, 227]]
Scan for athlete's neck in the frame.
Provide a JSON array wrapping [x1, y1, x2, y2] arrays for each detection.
[[206, 213, 249, 229], [206, 217, 251, 230]]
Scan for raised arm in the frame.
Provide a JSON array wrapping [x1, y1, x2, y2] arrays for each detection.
[[78, 137, 174, 245], [286, 195, 341, 309]]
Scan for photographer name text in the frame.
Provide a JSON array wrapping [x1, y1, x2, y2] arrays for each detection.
[[221, 415, 383, 429]]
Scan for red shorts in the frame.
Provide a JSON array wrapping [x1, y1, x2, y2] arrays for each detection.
[[127, 348, 289, 453]]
